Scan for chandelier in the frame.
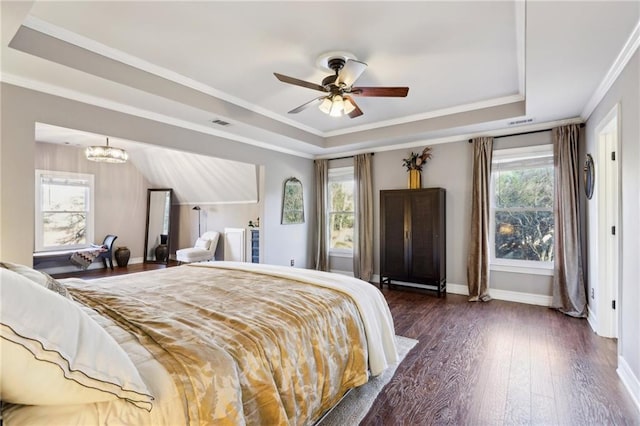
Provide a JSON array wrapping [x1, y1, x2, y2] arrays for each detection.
[[85, 137, 128, 163], [318, 94, 356, 117]]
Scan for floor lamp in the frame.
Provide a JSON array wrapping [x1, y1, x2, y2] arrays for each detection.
[[192, 206, 201, 237]]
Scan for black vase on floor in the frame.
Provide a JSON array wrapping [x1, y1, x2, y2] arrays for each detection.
[[155, 244, 168, 262], [114, 246, 131, 267]]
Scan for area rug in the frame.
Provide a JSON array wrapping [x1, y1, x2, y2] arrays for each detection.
[[319, 335, 418, 425]]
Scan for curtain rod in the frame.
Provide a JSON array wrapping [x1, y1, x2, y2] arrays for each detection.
[[315, 152, 375, 162], [467, 123, 585, 143]]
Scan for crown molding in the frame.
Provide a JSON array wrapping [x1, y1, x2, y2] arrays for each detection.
[[21, 15, 324, 138], [1, 73, 315, 159], [581, 19, 640, 120]]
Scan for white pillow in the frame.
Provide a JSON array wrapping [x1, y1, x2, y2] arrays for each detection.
[[194, 237, 211, 250], [0, 261, 71, 299], [0, 268, 154, 409]]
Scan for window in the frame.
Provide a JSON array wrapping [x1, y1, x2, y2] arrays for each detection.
[[328, 166, 354, 255], [490, 145, 554, 273], [35, 170, 94, 252]]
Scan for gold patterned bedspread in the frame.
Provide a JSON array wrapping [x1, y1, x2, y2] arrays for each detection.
[[66, 265, 368, 425]]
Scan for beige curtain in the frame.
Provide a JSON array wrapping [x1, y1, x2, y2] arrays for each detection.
[[552, 124, 587, 317], [467, 137, 493, 302], [353, 154, 374, 281], [314, 159, 329, 271]]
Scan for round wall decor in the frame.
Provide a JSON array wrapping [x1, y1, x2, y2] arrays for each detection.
[[584, 154, 595, 199]]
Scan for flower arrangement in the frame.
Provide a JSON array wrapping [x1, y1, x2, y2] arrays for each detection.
[[402, 146, 433, 171]]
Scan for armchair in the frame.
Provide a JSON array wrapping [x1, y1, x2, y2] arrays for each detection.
[[95, 234, 117, 270], [176, 231, 220, 264]]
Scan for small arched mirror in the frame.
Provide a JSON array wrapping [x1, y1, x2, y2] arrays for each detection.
[[281, 177, 304, 224], [584, 154, 595, 200], [144, 188, 173, 263]]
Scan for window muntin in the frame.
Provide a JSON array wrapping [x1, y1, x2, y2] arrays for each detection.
[[35, 170, 95, 251], [328, 167, 354, 254], [490, 145, 554, 270]]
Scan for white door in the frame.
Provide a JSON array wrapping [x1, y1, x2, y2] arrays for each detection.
[[596, 106, 620, 338]]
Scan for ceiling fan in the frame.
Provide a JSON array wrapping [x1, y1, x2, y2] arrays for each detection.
[[274, 55, 409, 119]]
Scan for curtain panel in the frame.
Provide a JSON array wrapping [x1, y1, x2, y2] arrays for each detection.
[[314, 159, 329, 271], [552, 124, 587, 317], [353, 154, 374, 281], [467, 137, 493, 302]]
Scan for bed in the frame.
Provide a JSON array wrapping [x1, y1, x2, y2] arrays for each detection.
[[0, 261, 397, 425]]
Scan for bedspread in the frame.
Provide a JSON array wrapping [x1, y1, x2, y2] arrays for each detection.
[[66, 265, 370, 425]]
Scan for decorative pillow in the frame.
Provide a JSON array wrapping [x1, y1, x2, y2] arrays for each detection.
[[194, 237, 211, 250], [0, 261, 71, 299], [0, 268, 154, 409]]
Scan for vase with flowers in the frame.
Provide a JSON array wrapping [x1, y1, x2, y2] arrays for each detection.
[[402, 146, 432, 189]]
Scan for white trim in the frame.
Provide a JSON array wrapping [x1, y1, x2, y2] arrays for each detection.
[[34, 170, 95, 252], [329, 269, 354, 277], [490, 263, 553, 276], [617, 356, 640, 414], [594, 104, 621, 339], [329, 251, 353, 259], [582, 20, 640, 120], [0, 73, 315, 160], [21, 16, 323, 138], [323, 94, 525, 138], [587, 305, 598, 333], [21, 16, 528, 141], [447, 283, 552, 307], [314, 118, 584, 160], [489, 143, 554, 269], [177, 200, 258, 206]]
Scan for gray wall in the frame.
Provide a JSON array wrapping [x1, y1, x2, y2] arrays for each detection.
[[0, 83, 314, 269], [175, 202, 260, 262], [329, 132, 554, 297], [34, 142, 150, 260], [585, 50, 639, 392]]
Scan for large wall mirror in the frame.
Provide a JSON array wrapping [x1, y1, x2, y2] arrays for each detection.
[[281, 177, 304, 224], [144, 188, 173, 264]]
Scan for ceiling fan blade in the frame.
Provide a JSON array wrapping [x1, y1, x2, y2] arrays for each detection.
[[288, 96, 325, 114], [344, 95, 363, 119], [351, 87, 409, 97], [274, 73, 327, 92], [337, 59, 368, 87]]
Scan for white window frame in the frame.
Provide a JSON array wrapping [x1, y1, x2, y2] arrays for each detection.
[[489, 145, 554, 275], [328, 166, 355, 257], [35, 170, 95, 252]]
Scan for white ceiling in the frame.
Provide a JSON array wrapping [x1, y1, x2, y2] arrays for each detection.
[[2, 1, 639, 158]]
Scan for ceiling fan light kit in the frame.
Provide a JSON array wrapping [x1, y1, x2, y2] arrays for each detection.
[[274, 52, 409, 119]]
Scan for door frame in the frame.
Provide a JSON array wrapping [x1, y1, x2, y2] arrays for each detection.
[[594, 104, 621, 339]]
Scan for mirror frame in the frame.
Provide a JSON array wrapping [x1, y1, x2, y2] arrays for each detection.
[[584, 154, 595, 200], [281, 177, 304, 224], [144, 188, 173, 264]]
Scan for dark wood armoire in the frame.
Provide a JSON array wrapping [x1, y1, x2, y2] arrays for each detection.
[[379, 188, 446, 296]]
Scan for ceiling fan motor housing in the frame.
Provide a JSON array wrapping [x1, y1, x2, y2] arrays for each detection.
[[322, 57, 347, 90]]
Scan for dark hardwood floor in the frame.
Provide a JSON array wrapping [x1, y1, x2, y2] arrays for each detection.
[[53, 264, 640, 425], [363, 287, 640, 426], [50, 261, 177, 280]]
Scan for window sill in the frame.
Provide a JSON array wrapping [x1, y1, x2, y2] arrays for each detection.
[[490, 264, 553, 276], [329, 251, 353, 259]]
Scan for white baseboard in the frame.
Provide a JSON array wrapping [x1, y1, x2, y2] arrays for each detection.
[[587, 305, 598, 333], [372, 277, 552, 307], [447, 283, 552, 306], [618, 356, 640, 414]]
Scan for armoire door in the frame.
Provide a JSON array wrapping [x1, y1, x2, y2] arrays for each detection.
[[380, 190, 408, 279], [408, 189, 439, 282]]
